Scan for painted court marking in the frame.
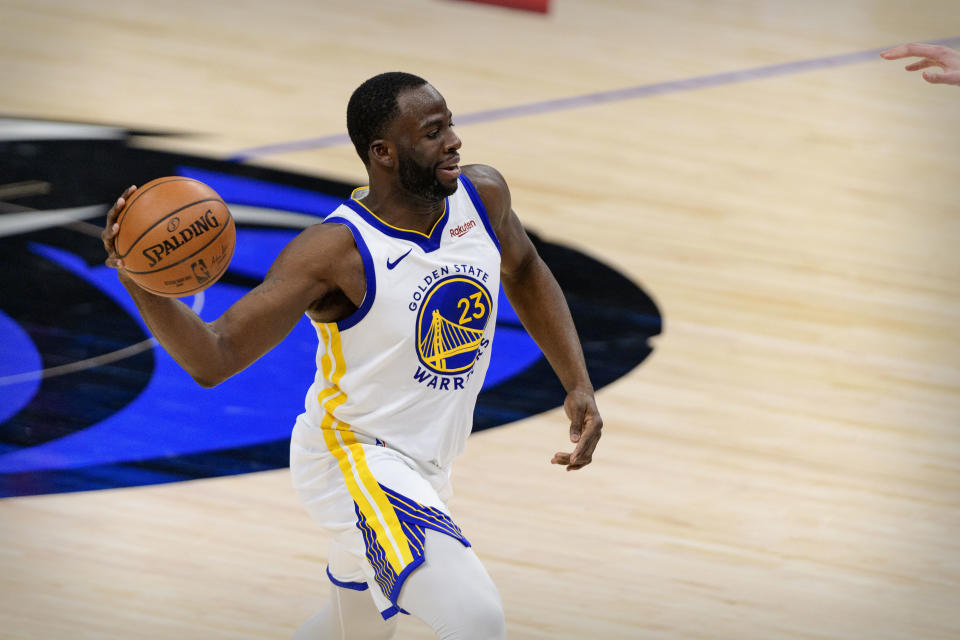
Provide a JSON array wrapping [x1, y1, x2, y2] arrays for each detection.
[[8, 37, 958, 386], [0, 293, 204, 387], [229, 37, 960, 162]]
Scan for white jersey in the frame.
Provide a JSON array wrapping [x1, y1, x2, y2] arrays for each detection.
[[301, 175, 502, 469]]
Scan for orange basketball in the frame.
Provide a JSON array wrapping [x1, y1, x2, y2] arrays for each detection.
[[115, 177, 236, 298]]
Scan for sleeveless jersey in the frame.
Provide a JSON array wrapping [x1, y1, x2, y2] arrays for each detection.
[[302, 175, 502, 469]]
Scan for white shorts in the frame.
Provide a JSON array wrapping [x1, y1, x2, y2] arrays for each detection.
[[289, 412, 471, 618]]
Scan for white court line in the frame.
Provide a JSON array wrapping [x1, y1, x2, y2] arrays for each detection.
[[0, 292, 205, 387], [229, 204, 320, 228], [0, 203, 320, 239], [0, 202, 319, 386], [0, 118, 124, 142], [0, 206, 105, 238]]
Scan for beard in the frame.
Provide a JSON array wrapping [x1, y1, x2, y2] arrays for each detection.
[[397, 150, 458, 201]]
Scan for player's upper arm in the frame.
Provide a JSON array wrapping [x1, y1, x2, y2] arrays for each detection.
[[462, 164, 537, 280], [207, 222, 356, 372]]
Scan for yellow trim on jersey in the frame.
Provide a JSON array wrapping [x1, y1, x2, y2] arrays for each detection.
[[315, 322, 347, 411], [350, 185, 446, 238], [318, 322, 334, 380], [328, 323, 346, 384], [316, 322, 415, 572]]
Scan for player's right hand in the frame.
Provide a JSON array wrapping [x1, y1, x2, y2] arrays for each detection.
[[881, 43, 960, 86], [101, 185, 137, 269]]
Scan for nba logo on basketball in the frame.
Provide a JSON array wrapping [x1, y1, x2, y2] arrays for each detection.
[[192, 258, 211, 284]]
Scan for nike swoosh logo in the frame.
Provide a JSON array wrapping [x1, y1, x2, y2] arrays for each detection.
[[386, 248, 412, 270]]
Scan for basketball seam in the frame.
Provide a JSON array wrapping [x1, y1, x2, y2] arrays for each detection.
[[131, 239, 236, 297], [123, 217, 235, 275], [117, 198, 227, 260], [115, 177, 202, 250]]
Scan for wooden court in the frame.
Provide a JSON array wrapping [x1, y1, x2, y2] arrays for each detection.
[[1, 0, 959, 637]]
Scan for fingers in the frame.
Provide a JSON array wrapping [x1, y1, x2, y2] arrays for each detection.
[[569, 440, 593, 470], [904, 59, 940, 72], [564, 389, 592, 444], [881, 43, 949, 60], [924, 70, 960, 86], [569, 408, 584, 444], [881, 43, 960, 86], [552, 409, 603, 471], [555, 391, 603, 470], [550, 450, 590, 472], [879, 45, 913, 60], [106, 185, 137, 221], [102, 185, 136, 268]]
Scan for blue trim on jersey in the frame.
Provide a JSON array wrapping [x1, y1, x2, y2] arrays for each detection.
[[342, 199, 449, 253], [388, 556, 425, 611], [380, 484, 472, 548], [352, 483, 472, 617], [326, 566, 369, 592], [379, 604, 410, 620], [459, 174, 501, 254], [323, 216, 376, 331]]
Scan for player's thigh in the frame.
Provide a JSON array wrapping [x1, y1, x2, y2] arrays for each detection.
[[399, 529, 505, 640]]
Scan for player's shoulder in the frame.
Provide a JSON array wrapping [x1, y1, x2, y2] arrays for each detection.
[[294, 219, 356, 250], [274, 221, 359, 275], [462, 164, 511, 224]]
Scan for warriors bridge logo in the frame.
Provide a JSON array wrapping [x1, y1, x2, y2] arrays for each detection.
[[415, 274, 493, 383]]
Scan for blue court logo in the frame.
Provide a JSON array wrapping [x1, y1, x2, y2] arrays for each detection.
[[416, 275, 492, 375], [0, 125, 661, 497]]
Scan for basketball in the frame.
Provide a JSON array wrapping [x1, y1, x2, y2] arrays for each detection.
[[115, 177, 236, 298]]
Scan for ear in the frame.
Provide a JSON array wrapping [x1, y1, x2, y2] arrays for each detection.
[[369, 140, 395, 169]]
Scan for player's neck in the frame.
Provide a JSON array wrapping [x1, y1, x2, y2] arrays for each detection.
[[361, 185, 445, 235]]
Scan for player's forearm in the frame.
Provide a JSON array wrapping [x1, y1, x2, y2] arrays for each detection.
[[120, 273, 231, 387], [502, 256, 593, 394]]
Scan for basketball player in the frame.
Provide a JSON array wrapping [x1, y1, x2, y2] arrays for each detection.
[[101, 72, 603, 640], [881, 42, 960, 86]]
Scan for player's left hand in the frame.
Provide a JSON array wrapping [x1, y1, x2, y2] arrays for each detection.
[[552, 389, 603, 471]]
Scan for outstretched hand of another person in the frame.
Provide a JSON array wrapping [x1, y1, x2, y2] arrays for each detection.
[[551, 389, 603, 471], [881, 43, 960, 86]]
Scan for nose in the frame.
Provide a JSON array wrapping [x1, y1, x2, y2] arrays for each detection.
[[445, 128, 461, 152]]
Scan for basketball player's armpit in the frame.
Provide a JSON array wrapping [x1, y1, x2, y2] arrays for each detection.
[[197, 276, 335, 386], [262, 222, 363, 309], [130, 226, 347, 387], [189, 224, 358, 386], [306, 287, 358, 323]]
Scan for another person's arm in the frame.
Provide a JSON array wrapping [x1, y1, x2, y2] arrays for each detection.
[[463, 165, 603, 471], [102, 186, 358, 387], [881, 43, 960, 86]]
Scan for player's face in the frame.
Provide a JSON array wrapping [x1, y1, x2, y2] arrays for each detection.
[[393, 85, 461, 201]]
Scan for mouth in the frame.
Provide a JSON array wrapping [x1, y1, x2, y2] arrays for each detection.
[[437, 156, 461, 180]]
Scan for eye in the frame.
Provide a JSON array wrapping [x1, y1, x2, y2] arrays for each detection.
[[426, 129, 440, 139]]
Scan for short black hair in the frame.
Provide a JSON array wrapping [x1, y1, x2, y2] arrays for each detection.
[[347, 72, 429, 165]]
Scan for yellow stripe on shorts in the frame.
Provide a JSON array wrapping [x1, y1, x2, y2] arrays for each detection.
[[317, 323, 415, 574]]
